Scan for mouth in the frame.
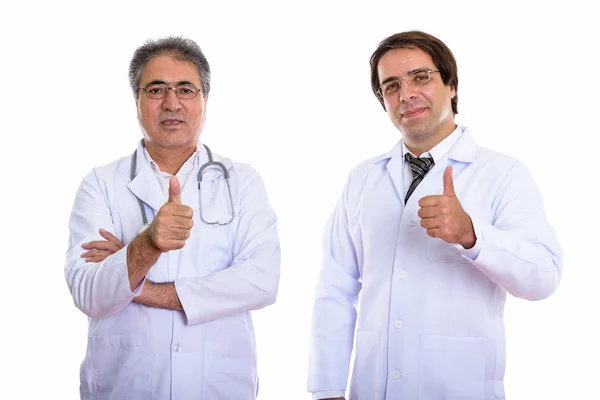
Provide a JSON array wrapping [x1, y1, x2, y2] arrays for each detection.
[[161, 119, 184, 125], [401, 107, 427, 119]]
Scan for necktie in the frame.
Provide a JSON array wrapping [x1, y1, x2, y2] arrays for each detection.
[[404, 153, 434, 204]]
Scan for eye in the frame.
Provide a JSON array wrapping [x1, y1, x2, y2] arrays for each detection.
[[178, 87, 194, 94], [384, 82, 400, 94], [410, 72, 431, 84], [146, 85, 166, 94]]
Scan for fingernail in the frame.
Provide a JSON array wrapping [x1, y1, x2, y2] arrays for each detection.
[[99, 229, 106, 233]]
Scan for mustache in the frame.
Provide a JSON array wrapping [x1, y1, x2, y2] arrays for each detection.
[[159, 113, 186, 123]]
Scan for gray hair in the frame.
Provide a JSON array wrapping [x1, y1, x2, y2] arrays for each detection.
[[128, 36, 211, 99]]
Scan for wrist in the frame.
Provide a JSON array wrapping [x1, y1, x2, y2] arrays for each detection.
[[460, 216, 476, 249], [140, 227, 163, 254]]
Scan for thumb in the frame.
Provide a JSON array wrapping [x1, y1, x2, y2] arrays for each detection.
[[443, 166, 455, 196], [168, 176, 181, 204]]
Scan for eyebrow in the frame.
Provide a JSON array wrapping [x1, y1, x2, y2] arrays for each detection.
[[380, 67, 431, 86], [145, 80, 198, 87]]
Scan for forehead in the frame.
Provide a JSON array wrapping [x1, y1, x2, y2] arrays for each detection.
[[139, 55, 201, 85], [377, 47, 435, 80]]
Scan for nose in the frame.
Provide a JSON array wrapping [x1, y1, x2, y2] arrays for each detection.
[[161, 88, 182, 112], [398, 82, 417, 102]]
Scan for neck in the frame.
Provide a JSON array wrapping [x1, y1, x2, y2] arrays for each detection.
[[404, 124, 456, 157], [145, 143, 196, 175]]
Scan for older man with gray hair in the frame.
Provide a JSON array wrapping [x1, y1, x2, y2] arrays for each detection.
[[64, 36, 280, 399]]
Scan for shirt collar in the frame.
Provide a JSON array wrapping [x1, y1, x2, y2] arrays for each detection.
[[142, 141, 201, 177]]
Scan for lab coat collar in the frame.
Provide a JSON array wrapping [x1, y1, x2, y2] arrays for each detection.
[[446, 126, 477, 163], [373, 126, 478, 203], [374, 126, 478, 165]]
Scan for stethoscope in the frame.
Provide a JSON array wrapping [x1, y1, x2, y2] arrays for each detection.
[[130, 144, 235, 234]]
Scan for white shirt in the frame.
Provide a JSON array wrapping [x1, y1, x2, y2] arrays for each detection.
[[308, 126, 563, 400]]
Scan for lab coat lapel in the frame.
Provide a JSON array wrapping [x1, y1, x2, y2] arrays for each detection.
[[126, 143, 165, 213], [382, 141, 406, 205]]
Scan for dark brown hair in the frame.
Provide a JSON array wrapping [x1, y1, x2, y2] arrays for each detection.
[[370, 31, 459, 115]]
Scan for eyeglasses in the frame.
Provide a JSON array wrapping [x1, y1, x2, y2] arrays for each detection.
[[377, 69, 439, 99], [139, 83, 201, 99]]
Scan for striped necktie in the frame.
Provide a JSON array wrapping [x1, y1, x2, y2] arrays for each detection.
[[404, 153, 434, 204]]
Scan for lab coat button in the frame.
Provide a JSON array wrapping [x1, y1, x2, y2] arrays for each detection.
[[398, 270, 408, 279], [392, 370, 401, 379], [395, 320, 404, 329], [173, 344, 182, 352]]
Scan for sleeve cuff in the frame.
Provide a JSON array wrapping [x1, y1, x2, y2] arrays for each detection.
[[313, 390, 345, 400], [131, 276, 147, 296], [453, 218, 483, 260]]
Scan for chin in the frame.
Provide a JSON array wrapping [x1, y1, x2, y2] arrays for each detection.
[[399, 121, 431, 137], [150, 137, 193, 149]]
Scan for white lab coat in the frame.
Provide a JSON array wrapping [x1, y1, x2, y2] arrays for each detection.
[[65, 141, 280, 400], [308, 127, 563, 400]]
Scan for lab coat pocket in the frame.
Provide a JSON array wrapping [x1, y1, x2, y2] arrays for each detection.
[[349, 331, 380, 400], [80, 334, 151, 399], [203, 328, 257, 399], [418, 335, 485, 400], [426, 238, 466, 263]]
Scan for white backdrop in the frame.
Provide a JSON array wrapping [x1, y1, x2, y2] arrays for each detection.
[[1, 0, 598, 399]]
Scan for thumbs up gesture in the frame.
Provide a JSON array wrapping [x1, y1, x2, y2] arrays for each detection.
[[146, 176, 194, 252], [417, 166, 476, 248]]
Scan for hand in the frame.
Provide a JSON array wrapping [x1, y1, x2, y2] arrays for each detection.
[[145, 176, 194, 252], [82, 229, 124, 262], [417, 166, 476, 248]]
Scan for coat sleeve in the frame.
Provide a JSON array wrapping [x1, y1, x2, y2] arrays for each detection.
[[64, 169, 139, 319], [307, 174, 362, 395], [467, 161, 563, 300], [174, 165, 281, 325]]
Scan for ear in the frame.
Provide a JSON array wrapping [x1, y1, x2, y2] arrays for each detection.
[[449, 85, 456, 99]]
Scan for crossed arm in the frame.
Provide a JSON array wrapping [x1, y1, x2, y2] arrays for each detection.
[[81, 228, 182, 311]]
